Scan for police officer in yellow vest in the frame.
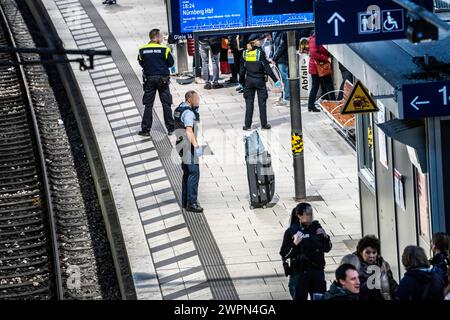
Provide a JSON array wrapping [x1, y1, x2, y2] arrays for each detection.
[[239, 34, 281, 131], [138, 29, 175, 136]]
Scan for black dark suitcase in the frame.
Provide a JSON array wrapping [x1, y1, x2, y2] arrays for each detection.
[[246, 151, 275, 209]]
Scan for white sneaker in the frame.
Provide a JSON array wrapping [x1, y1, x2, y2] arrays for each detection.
[[195, 77, 206, 84], [273, 100, 287, 106]]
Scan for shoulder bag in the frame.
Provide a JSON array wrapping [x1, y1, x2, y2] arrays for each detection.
[[316, 59, 332, 78]]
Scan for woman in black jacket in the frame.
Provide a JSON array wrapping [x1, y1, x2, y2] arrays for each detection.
[[396, 245, 445, 300], [279, 203, 332, 300]]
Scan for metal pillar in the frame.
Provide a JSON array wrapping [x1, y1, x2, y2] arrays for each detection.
[[176, 41, 189, 75], [193, 33, 201, 78], [287, 30, 306, 201]]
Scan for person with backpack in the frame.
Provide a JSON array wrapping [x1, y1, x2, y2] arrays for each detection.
[[279, 203, 332, 300], [430, 232, 450, 287], [395, 245, 445, 300]]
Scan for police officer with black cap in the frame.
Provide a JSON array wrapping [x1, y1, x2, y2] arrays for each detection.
[[138, 29, 175, 136], [239, 33, 281, 131]]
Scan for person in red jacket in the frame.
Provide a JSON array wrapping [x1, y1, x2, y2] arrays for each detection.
[[307, 30, 336, 112]]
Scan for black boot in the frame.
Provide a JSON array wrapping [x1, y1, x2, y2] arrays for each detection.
[[186, 203, 204, 213]]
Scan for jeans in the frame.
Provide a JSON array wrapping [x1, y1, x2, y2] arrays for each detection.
[[308, 74, 336, 110], [277, 63, 289, 100], [288, 269, 327, 300], [199, 43, 220, 84], [244, 77, 268, 127], [141, 77, 174, 132], [181, 163, 200, 207]]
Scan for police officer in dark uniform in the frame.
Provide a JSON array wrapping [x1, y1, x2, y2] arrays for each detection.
[[173, 91, 203, 213], [280, 203, 332, 300], [138, 29, 175, 136], [239, 33, 281, 131]]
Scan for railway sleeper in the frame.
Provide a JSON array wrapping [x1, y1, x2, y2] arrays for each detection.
[[0, 225, 45, 237], [0, 258, 48, 271]]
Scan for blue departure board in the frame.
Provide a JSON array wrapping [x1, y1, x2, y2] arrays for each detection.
[[252, 0, 313, 16], [247, 0, 313, 27], [179, 0, 246, 33], [169, 0, 314, 37]]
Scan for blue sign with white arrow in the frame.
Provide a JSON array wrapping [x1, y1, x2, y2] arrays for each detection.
[[402, 81, 450, 119], [314, 0, 433, 45]]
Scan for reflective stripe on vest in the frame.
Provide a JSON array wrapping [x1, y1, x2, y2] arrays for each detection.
[[138, 42, 171, 60]]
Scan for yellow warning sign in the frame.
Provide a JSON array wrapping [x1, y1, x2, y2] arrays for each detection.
[[341, 80, 379, 115], [291, 133, 304, 154]]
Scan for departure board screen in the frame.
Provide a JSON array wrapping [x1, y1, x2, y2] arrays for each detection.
[[168, 0, 314, 37], [247, 0, 313, 26], [251, 0, 313, 16], [178, 0, 246, 33]]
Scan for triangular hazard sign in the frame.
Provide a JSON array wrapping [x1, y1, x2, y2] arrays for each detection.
[[341, 80, 379, 115]]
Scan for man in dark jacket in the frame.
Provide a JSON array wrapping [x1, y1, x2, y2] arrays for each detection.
[[280, 203, 332, 300], [270, 31, 289, 104], [138, 28, 175, 136], [430, 232, 450, 286], [396, 268, 445, 300], [229, 34, 248, 93], [324, 264, 360, 300]]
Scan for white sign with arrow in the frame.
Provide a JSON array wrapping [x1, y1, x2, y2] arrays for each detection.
[[327, 12, 346, 37]]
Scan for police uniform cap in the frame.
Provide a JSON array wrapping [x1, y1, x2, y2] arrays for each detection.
[[248, 33, 262, 43]]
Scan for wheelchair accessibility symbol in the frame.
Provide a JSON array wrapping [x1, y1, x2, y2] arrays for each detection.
[[382, 9, 404, 32], [358, 7, 404, 35]]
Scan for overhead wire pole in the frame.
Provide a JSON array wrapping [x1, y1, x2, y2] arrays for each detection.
[[287, 30, 306, 201]]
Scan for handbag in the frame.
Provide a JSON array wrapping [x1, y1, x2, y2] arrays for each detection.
[[227, 50, 235, 64], [316, 59, 332, 77]]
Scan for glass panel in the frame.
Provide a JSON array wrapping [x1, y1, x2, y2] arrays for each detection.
[[362, 114, 375, 174]]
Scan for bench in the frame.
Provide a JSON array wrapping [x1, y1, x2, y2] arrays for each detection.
[[318, 80, 356, 130]]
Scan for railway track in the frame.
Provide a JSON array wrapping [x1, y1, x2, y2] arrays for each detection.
[[0, 0, 105, 299]]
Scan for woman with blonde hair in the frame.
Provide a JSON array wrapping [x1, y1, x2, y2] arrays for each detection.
[[239, 34, 281, 131]]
